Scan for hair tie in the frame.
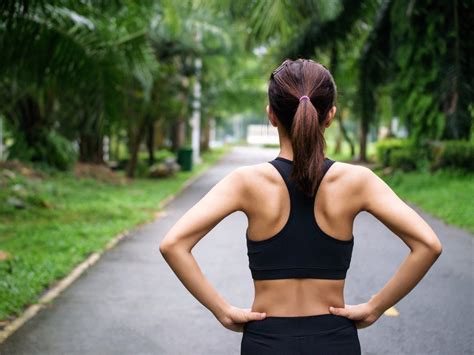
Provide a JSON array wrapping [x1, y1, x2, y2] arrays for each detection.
[[299, 95, 310, 102]]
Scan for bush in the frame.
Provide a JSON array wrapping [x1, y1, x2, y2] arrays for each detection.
[[375, 138, 410, 167], [39, 131, 78, 171], [155, 149, 175, 162], [389, 148, 419, 171], [429, 140, 474, 171], [7, 130, 77, 171]]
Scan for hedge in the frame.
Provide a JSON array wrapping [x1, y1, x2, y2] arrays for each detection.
[[429, 140, 474, 171], [375, 138, 473, 172]]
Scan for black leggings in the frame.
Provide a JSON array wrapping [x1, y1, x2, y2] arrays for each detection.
[[241, 313, 361, 355]]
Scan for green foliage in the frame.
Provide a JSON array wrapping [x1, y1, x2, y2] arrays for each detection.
[[0, 1, 157, 117], [361, 0, 472, 143], [389, 148, 419, 172], [430, 140, 474, 171], [0, 0, 254, 173], [262, 143, 280, 148], [376, 138, 474, 172], [0, 0, 158, 168], [5, 134, 35, 163], [383, 137, 433, 172], [390, 0, 447, 141], [375, 138, 407, 167], [7, 130, 77, 171], [2, 0, 472, 172], [154, 149, 176, 162]]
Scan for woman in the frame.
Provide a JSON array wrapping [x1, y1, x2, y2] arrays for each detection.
[[159, 58, 443, 354]]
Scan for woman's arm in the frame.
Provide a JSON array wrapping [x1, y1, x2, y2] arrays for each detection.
[[159, 166, 266, 331], [329, 166, 443, 328]]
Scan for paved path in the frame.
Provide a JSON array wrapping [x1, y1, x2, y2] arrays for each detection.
[[1, 146, 473, 355]]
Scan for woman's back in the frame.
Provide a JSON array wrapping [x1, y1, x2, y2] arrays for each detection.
[[242, 155, 363, 316], [160, 58, 442, 355]]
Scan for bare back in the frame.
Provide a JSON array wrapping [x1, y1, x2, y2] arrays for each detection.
[[242, 159, 363, 316]]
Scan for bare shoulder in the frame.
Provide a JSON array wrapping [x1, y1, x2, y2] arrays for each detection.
[[230, 162, 276, 188], [227, 162, 279, 210], [328, 161, 376, 212], [328, 160, 371, 188]]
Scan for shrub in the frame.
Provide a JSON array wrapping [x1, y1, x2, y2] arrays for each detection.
[[389, 148, 419, 171], [155, 149, 175, 162], [39, 131, 78, 171], [7, 130, 77, 171], [375, 138, 409, 167], [430, 140, 474, 171]]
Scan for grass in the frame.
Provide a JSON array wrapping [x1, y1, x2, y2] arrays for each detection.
[[375, 167, 474, 234], [0, 145, 231, 321]]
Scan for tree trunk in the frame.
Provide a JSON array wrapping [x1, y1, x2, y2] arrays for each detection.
[[330, 43, 354, 158], [337, 108, 355, 158], [14, 95, 53, 163], [16, 96, 43, 148], [359, 118, 368, 162], [79, 131, 104, 164], [78, 110, 105, 164], [126, 116, 147, 178], [146, 120, 155, 166], [200, 115, 210, 152], [171, 117, 186, 153]]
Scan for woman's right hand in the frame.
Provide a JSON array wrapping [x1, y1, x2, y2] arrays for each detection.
[[329, 301, 384, 329], [217, 305, 267, 332]]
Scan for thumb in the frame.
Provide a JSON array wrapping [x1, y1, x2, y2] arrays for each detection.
[[329, 306, 350, 318], [246, 311, 267, 321]]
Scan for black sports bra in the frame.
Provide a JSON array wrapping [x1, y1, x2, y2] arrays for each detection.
[[246, 156, 354, 280]]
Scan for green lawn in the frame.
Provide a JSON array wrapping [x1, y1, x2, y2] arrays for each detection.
[[0, 145, 231, 321], [376, 168, 474, 234]]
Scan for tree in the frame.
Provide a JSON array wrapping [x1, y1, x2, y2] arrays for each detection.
[[0, 0, 156, 168]]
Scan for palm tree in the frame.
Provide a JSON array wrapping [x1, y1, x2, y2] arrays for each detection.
[[0, 0, 156, 167]]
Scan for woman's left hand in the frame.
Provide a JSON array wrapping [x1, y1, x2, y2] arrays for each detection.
[[217, 305, 267, 332], [329, 302, 383, 329]]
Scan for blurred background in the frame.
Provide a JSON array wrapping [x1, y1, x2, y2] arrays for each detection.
[[0, 0, 472, 336]]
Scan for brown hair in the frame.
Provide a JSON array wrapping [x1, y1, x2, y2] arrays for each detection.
[[268, 58, 337, 197]]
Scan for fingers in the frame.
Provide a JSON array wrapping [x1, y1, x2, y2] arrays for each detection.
[[246, 312, 267, 321], [241, 308, 266, 321], [329, 306, 352, 319]]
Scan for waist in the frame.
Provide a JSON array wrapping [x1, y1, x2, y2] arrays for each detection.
[[251, 278, 346, 317]]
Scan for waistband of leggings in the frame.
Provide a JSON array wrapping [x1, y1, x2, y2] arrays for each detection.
[[243, 313, 355, 336]]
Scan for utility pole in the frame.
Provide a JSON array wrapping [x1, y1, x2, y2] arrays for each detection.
[[191, 26, 202, 165]]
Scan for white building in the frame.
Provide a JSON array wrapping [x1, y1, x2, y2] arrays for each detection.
[[246, 124, 280, 145]]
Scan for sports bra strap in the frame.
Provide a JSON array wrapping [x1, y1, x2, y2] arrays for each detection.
[[268, 157, 335, 199], [316, 158, 336, 195], [268, 159, 293, 186]]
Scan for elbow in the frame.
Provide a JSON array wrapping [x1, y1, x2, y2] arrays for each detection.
[[159, 235, 186, 256], [412, 237, 443, 258], [425, 239, 443, 258], [430, 241, 443, 256], [159, 238, 175, 256], [159, 241, 168, 255]]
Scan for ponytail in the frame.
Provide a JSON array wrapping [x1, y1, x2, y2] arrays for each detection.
[[291, 96, 326, 197], [268, 59, 336, 197]]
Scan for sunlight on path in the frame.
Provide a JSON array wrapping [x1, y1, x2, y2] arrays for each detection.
[[384, 306, 400, 317]]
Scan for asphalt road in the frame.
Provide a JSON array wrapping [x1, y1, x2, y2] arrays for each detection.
[[1, 145, 472, 355]]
